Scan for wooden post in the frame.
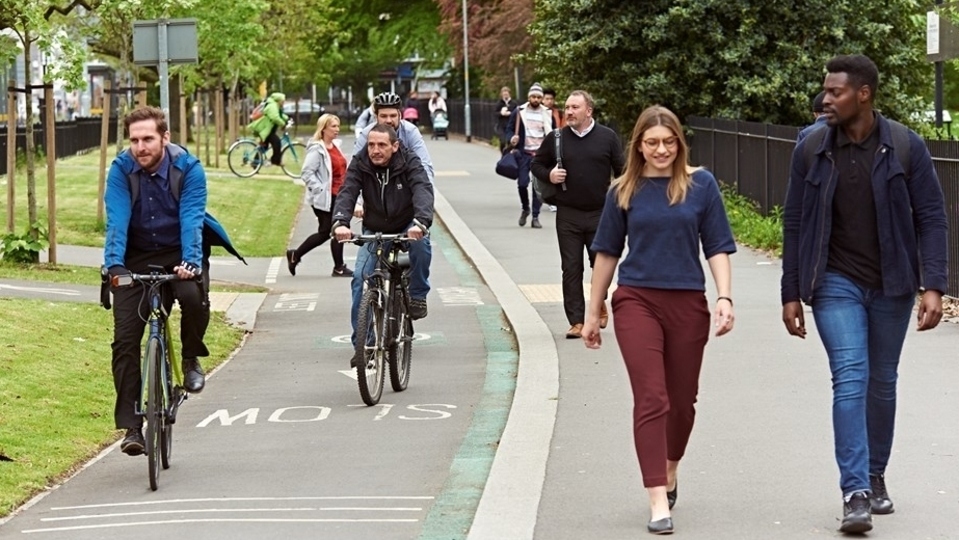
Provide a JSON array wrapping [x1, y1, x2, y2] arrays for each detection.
[[136, 84, 147, 109], [194, 90, 201, 157], [214, 89, 222, 169], [44, 85, 57, 264], [227, 91, 236, 144], [6, 84, 16, 233], [203, 92, 210, 166], [179, 75, 188, 145], [97, 79, 111, 225]]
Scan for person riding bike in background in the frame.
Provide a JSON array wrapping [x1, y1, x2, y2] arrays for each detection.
[[247, 92, 290, 167]]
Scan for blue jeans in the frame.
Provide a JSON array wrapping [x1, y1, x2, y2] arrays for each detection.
[[516, 152, 541, 217], [350, 225, 431, 345], [811, 272, 913, 496]]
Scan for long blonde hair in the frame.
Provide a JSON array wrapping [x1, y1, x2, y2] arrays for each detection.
[[612, 105, 697, 210], [311, 113, 339, 143]]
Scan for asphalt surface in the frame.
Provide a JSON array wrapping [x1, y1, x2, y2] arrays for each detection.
[[2, 133, 958, 539]]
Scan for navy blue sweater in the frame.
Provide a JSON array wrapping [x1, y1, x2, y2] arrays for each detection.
[[591, 169, 736, 290]]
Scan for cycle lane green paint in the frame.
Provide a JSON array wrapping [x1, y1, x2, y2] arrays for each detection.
[[417, 221, 518, 540]]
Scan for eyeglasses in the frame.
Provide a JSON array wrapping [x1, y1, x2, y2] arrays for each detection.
[[642, 137, 679, 150]]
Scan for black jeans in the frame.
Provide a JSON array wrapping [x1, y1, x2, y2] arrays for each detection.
[[110, 246, 210, 428], [293, 195, 345, 268], [265, 125, 282, 165], [556, 206, 603, 325]]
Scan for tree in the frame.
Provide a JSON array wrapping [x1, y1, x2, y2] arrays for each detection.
[[0, 0, 89, 259], [528, 0, 931, 131], [435, 0, 533, 96]]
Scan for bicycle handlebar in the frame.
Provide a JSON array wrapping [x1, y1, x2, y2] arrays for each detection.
[[342, 233, 420, 246], [111, 272, 182, 288]]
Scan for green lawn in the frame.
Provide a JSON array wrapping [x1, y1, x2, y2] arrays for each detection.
[[1, 149, 303, 257], [0, 298, 244, 517]]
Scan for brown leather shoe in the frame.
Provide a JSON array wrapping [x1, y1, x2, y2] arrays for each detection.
[[599, 303, 609, 329], [566, 323, 583, 339]]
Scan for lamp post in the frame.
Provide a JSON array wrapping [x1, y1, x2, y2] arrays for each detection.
[[461, 0, 471, 142]]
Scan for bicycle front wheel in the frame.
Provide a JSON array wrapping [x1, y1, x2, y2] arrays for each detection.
[[281, 141, 307, 178], [144, 337, 163, 491], [228, 140, 263, 178], [388, 287, 412, 392], [160, 370, 175, 470], [355, 288, 386, 405]]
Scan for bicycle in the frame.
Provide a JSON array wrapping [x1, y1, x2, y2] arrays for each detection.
[[100, 265, 188, 491], [227, 121, 306, 179], [346, 233, 417, 406]]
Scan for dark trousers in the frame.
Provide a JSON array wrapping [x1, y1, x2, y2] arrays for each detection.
[[293, 196, 345, 268], [612, 286, 710, 487], [265, 125, 282, 165], [516, 152, 542, 216], [111, 247, 210, 428], [556, 206, 602, 325]]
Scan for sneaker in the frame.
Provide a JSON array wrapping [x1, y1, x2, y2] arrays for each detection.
[[182, 357, 206, 393], [599, 303, 609, 329], [869, 474, 895, 514], [566, 323, 583, 339], [350, 351, 362, 369], [332, 265, 354, 277], [120, 428, 145, 456], [409, 298, 428, 320], [840, 491, 873, 534], [518, 209, 530, 227], [286, 249, 299, 276], [531, 217, 542, 229], [548, 205, 557, 212]]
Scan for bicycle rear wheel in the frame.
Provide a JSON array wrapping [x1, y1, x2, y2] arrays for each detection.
[[388, 287, 412, 392], [281, 141, 307, 178], [228, 140, 263, 178], [355, 288, 386, 405], [144, 337, 163, 491]]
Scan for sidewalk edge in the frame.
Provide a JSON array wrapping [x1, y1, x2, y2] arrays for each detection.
[[433, 187, 559, 540]]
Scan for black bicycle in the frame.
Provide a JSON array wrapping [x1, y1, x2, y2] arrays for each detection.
[[347, 233, 417, 405], [101, 266, 188, 491]]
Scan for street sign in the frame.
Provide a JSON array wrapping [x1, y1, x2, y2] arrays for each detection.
[[132, 19, 198, 65], [927, 8, 959, 62]]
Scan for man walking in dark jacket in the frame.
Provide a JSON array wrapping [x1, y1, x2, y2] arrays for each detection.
[[781, 54, 948, 534], [532, 90, 625, 338], [332, 124, 434, 367], [495, 86, 517, 153]]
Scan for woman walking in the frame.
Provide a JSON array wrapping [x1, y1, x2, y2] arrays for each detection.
[[581, 105, 736, 535], [286, 114, 353, 277]]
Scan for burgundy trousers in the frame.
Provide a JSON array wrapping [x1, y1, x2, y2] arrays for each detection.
[[612, 286, 710, 487]]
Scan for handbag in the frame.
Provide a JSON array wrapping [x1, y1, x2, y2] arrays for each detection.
[[532, 130, 562, 204], [495, 149, 521, 180]]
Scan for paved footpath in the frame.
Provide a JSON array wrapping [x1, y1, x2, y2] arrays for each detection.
[[2, 134, 958, 539]]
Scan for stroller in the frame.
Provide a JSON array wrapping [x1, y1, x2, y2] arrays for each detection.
[[431, 110, 449, 140]]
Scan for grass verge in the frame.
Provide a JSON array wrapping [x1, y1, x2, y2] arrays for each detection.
[[0, 297, 244, 517], [0, 262, 268, 293], [720, 182, 783, 256]]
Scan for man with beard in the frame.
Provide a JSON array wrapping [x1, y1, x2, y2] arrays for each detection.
[[103, 106, 244, 457], [531, 90, 625, 338], [333, 124, 434, 367], [507, 82, 555, 229]]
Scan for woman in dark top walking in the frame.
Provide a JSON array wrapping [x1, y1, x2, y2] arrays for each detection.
[[582, 105, 736, 535]]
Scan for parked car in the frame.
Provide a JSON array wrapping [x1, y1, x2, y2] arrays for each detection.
[[282, 100, 325, 115]]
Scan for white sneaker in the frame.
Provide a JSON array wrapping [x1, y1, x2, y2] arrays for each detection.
[[548, 205, 557, 212]]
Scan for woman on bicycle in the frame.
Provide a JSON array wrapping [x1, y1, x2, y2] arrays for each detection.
[[247, 92, 289, 167], [286, 114, 353, 277]]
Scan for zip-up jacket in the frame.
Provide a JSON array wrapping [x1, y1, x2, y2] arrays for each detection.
[[781, 113, 948, 304], [331, 144, 434, 234], [104, 144, 244, 269]]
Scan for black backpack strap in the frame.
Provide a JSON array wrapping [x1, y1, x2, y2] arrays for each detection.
[[886, 120, 911, 180], [554, 130, 562, 167], [126, 145, 186, 204]]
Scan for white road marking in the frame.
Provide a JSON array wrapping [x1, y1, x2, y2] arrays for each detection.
[[437, 286, 484, 305], [340, 369, 358, 380], [23, 518, 418, 533], [0, 283, 80, 296], [265, 257, 281, 284], [332, 333, 429, 344], [42, 507, 423, 521], [51, 496, 434, 510], [274, 293, 318, 312]]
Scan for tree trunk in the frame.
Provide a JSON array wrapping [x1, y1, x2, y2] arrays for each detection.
[[23, 32, 39, 262]]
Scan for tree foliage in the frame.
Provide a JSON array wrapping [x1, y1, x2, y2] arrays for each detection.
[[434, 0, 533, 96], [528, 0, 931, 130]]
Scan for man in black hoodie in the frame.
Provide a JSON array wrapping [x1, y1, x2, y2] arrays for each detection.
[[332, 124, 434, 366], [532, 90, 625, 339]]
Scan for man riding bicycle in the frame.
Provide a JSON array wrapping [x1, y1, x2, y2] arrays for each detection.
[[247, 92, 290, 167], [332, 123, 434, 368], [104, 106, 244, 456]]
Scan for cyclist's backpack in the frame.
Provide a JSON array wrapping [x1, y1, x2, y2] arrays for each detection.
[[249, 99, 267, 121], [802, 119, 911, 179]]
